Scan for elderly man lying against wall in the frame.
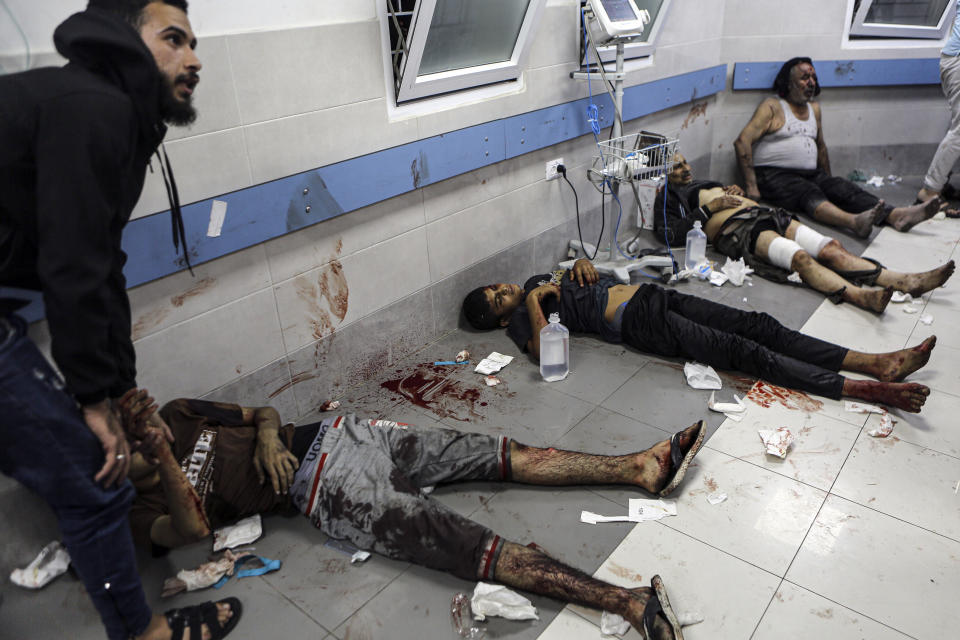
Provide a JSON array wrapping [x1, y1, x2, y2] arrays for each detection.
[[734, 56, 945, 238], [122, 392, 706, 640], [653, 152, 955, 313], [463, 260, 934, 413]]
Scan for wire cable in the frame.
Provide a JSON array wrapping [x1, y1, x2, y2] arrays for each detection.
[[559, 166, 603, 261], [0, 0, 30, 73]]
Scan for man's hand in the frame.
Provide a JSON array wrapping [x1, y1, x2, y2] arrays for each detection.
[[723, 184, 745, 197], [83, 400, 130, 487], [117, 388, 157, 436], [569, 259, 599, 287], [705, 194, 743, 213], [530, 282, 560, 303], [253, 435, 299, 495]]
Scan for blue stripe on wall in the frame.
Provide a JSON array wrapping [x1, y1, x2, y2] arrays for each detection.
[[119, 64, 727, 291], [733, 58, 941, 91]]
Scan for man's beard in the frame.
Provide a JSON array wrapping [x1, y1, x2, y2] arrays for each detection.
[[159, 72, 198, 127]]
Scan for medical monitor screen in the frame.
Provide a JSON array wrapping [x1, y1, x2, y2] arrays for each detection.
[[597, 0, 639, 22]]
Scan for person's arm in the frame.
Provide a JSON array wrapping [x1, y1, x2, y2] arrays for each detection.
[[723, 184, 745, 197], [568, 259, 599, 287], [524, 283, 560, 360], [653, 189, 708, 246], [734, 99, 778, 200], [813, 102, 831, 175]]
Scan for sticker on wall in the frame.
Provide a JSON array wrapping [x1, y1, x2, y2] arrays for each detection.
[[207, 200, 228, 237]]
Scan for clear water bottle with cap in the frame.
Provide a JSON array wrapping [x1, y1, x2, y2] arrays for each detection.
[[539, 313, 569, 382], [684, 220, 707, 271]]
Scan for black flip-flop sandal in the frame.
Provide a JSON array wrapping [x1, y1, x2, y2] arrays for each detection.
[[165, 597, 243, 640], [642, 575, 684, 640], [834, 257, 884, 287], [658, 420, 706, 497]]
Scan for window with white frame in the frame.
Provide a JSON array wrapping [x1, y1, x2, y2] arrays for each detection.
[[384, 0, 545, 104], [580, 0, 673, 65], [849, 0, 955, 39]]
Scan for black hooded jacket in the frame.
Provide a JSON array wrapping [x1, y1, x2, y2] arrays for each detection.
[[0, 7, 167, 404]]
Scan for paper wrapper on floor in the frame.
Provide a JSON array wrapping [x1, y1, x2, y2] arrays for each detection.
[[10, 541, 71, 589], [471, 582, 539, 621], [213, 513, 262, 551], [866, 412, 896, 438], [475, 352, 514, 375], [683, 362, 721, 390], [162, 550, 240, 598]]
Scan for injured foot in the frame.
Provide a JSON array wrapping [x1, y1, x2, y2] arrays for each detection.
[[848, 285, 893, 313], [875, 337, 937, 382], [844, 379, 931, 413], [638, 422, 702, 494], [854, 203, 880, 238], [892, 260, 955, 298], [888, 196, 942, 232], [623, 587, 678, 640]]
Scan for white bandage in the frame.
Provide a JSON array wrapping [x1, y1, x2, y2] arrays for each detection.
[[767, 237, 802, 271], [793, 225, 831, 257]]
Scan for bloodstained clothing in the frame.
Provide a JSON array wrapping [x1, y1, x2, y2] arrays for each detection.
[[506, 269, 622, 351], [128, 399, 294, 549], [289, 414, 510, 581]]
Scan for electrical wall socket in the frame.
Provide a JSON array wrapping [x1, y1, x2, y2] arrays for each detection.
[[545, 158, 564, 181]]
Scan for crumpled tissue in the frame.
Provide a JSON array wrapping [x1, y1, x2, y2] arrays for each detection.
[[721, 257, 754, 286], [866, 175, 884, 187], [10, 541, 70, 589], [903, 303, 922, 314], [475, 352, 514, 375], [867, 412, 896, 438], [891, 291, 913, 303], [163, 549, 243, 597], [758, 427, 795, 458], [708, 391, 745, 414], [707, 492, 728, 505], [844, 401, 885, 415], [684, 362, 722, 390], [709, 270, 729, 287], [601, 609, 705, 634], [456, 350, 470, 363], [471, 582, 539, 621], [920, 313, 934, 325], [213, 513, 262, 551], [787, 271, 803, 284]]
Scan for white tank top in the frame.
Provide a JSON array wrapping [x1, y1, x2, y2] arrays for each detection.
[[753, 98, 818, 170]]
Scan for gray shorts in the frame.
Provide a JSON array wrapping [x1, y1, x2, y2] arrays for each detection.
[[292, 414, 510, 580]]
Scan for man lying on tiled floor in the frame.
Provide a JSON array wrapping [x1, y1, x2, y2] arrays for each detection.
[[653, 152, 955, 313], [123, 392, 706, 640], [463, 259, 935, 412]]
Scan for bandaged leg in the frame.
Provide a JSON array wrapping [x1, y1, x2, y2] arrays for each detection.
[[766, 237, 803, 271], [793, 225, 831, 258]]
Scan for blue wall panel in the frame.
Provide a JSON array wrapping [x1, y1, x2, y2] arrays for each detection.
[[119, 65, 728, 290], [733, 58, 941, 90]]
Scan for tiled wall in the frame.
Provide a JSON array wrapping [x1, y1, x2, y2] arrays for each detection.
[[15, 0, 954, 420]]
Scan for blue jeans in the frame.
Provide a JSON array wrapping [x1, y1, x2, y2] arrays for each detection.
[[0, 315, 152, 639]]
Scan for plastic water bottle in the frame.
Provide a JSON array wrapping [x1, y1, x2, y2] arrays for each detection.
[[685, 220, 707, 271], [539, 313, 569, 382]]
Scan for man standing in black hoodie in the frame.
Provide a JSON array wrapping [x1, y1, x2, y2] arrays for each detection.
[[0, 2, 241, 639]]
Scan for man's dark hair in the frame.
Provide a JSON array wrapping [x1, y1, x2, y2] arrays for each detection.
[[89, 0, 189, 29], [773, 57, 820, 99], [462, 287, 501, 330]]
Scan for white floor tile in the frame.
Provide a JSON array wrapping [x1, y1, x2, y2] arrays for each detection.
[[662, 448, 827, 575], [563, 519, 781, 640], [800, 313, 910, 354], [753, 581, 911, 640], [740, 380, 866, 427], [832, 430, 960, 540], [536, 608, 601, 639], [786, 495, 960, 639], [813, 297, 920, 338], [707, 404, 861, 491], [908, 304, 960, 351], [882, 389, 960, 457]]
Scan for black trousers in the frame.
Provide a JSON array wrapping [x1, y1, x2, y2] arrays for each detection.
[[755, 166, 892, 224], [620, 285, 848, 398]]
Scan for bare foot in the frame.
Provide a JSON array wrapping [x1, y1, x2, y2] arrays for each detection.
[[888, 196, 942, 232], [892, 260, 955, 297], [854, 203, 880, 238], [848, 285, 893, 313], [874, 336, 937, 382], [843, 379, 931, 412], [636, 421, 702, 493], [623, 587, 677, 640]]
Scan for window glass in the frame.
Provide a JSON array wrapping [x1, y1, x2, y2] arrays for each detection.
[[862, 0, 951, 27], [419, 0, 532, 75]]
